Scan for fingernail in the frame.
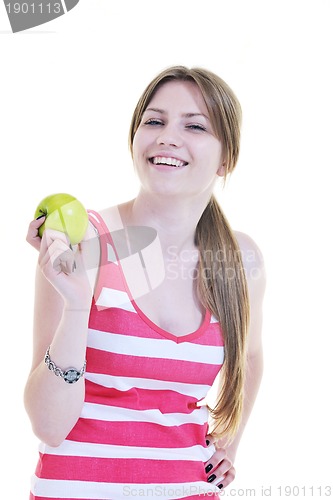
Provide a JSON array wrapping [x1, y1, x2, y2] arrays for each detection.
[[206, 439, 210, 446], [205, 463, 213, 473], [218, 484, 223, 489], [36, 214, 45, 220], [69, 244, 77, 271], [207, 474, 216, 483]]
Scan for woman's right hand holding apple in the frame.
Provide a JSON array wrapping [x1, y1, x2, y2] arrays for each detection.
[[40, 228, 94, 310], [26, 215, 96, 311]]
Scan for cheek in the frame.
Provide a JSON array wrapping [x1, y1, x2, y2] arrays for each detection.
[[197, 140, 222, 170], [132, 129, 149, 160], [210, 142, 223, 172], [132, 132, 139, 155], [132, 134, 142, 166]]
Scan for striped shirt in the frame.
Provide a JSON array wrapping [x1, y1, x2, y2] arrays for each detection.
[[30, 209, 225, 499]]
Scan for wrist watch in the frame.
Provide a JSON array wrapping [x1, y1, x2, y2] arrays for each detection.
[[44, 347, 87, 384]]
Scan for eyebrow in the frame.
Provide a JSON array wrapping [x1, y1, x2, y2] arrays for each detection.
[[144, 107, 209, 120]]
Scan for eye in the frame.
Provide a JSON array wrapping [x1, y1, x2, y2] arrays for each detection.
[[186, 124, 206, 132], [144, 118, 164, 126]]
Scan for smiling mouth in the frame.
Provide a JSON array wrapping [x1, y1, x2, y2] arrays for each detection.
[[149, 156, 188, 168]]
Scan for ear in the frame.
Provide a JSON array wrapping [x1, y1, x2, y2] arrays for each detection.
[[217, 162, 226, 177]]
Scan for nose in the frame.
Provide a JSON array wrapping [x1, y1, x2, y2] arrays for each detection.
[[156, 123, 182, 147]]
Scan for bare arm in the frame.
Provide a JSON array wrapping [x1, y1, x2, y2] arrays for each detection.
[[24, 220, 99, 447]]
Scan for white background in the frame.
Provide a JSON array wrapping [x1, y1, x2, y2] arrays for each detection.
[[1, 0, 332, 498]]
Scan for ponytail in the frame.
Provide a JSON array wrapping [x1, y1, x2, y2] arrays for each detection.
[[196, 195, 250, 440]]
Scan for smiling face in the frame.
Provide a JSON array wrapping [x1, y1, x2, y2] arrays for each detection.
[[132, 80, 224, 200]]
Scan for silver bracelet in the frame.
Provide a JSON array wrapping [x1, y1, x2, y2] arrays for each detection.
[[44, 346, 87, 384]]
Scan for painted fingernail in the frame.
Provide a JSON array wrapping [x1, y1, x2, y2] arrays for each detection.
[[205, 463, 213, 473], [218, 484, 223, 489], [36, 214, 45, 220], [207, 474, 216, 483], [206, 439, 210, 446]]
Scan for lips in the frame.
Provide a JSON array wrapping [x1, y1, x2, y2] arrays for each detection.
[[149, 156, 188, 168]]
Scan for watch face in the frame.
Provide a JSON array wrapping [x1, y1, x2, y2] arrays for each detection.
[[64, 369, 80, 384]]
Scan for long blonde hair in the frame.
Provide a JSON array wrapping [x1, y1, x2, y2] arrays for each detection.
[[129, 66, 250, 440]]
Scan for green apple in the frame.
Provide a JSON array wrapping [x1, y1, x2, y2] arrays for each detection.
[[34, 193, 89, 245]]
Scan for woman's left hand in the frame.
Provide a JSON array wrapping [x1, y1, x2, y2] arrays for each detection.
[[204, 436, 236, 490]]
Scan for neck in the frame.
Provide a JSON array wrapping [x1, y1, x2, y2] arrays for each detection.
[[120, 190, 212, 254]]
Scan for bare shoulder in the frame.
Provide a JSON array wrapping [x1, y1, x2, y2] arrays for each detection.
[[80, 203, 125, 279], [234, 230, 266, 300], [98, 202, 130, 230]]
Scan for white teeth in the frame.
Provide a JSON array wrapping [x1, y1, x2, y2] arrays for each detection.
[[152, 156, 186, 167]]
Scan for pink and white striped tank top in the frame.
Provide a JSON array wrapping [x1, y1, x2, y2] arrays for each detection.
[[30, 209, 225, 500]]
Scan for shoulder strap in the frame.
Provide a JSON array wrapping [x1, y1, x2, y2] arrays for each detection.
[[86, 209, 125, 310]]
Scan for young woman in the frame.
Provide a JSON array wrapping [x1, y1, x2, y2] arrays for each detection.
[[25, 65, 265, 499]]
